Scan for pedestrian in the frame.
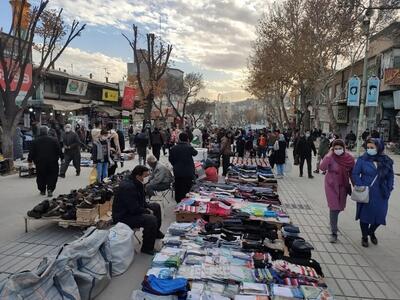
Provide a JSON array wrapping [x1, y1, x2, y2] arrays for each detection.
[[236, 131, 245, 158], [13, 126, 24, 160], [319, 139, 355, 243], [169, 132, 198, 203], [150, 127, 164, 161], [185, 126, 194, 143], [106, 123, 121, 176], [314, 133, 330, 174], [220, 132, 232, 176], [361, 128, 370, 142], [295, 131, 317, 178], [202, 129, 209, 148], [28, 126, 62, 197], [112, 165, 164, 255], [244, 132, 254, 158], [292, 130, 300, 165], [128, 125, 135, 149], [92, 129, 112, 182], [352, 138, 394, 248], [59, 124, 81, 178], [91, 120, 102, 143], [274, 134, 287, 178], [134, 129, 149, 165], [257, 132, 268, 158]]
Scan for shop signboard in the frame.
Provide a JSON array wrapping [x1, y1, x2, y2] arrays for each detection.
[[347, 76, 360, 106], [102, 89, 118, 102], [0, 59, 32, 105], [393, 90, 400, 110], [121, 86, 136, 110], [65, 79, 88, 96], [366, 77, 380, 107], [334, 104, 348, 124], [384, 68, 400, 85]]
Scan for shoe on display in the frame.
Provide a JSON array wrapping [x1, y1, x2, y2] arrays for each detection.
[[77, 199, 94, 209], [141, 248, 156, 255], [42, 207, 62, 218], [59, 174, 65, 178], [369, 234, 378, 245], [27, 210, 42, 219], [361, 237, 369, 247], [40, 191, 46, 196], [61, 208, 76, 220], [329, 234, 338, 243], [47, 190, 53, 197]]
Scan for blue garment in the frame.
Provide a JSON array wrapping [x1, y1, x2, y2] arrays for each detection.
[[142, 275, 188, 295], [352, 154, 394, 225], [276, 164, 285, 176], [96, 162, 108, 182]]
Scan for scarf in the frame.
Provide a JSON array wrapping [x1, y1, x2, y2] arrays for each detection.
[[332, 151, 355, 187]]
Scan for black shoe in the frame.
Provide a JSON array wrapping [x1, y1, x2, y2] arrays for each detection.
[[27, 210, 42, 219], [141, 248, 156, 255], [362, 237, 369, 247], [42, 207, 61, 218], [47, 190, 53, 197], [156, 231, 165, 239], [369, 234, 378, 245], [76, 171, 80, 176], [299, 174, 303, 177], [77, 199, 94, 209], [313, 170, 319, 174], [59, 174, 65, 178], [308, 175, 314, 179], [40, 191, 46, 196], [61, 208, 76, 220]]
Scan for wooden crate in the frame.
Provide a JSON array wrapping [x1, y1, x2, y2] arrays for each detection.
[[98, 201, 112, 218], [76, 207, 98, 223]]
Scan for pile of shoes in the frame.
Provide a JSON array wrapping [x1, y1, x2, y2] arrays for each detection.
[[27, 171, 130, 221]]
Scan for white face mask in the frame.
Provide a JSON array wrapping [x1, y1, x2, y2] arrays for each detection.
[[143, 177, 149, 184], [334, 149, 344, 156], [65, 128, 71, 132]]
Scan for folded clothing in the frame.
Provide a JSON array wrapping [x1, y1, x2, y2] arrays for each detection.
[[142, 275, 188, 297]]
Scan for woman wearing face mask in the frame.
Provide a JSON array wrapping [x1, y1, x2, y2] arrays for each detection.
[[352, 138, 394, 247], [320, 139, 355, 243]]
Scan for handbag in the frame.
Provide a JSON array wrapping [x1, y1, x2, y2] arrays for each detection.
[[351, 175, 378, 203]]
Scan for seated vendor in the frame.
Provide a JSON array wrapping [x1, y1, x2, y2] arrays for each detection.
[[203, 159, 218, 183], [112, 165, 164, 255], [145, 155, 174, 197]]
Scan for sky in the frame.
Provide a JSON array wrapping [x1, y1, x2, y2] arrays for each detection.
[[0, 0, 270, 101]]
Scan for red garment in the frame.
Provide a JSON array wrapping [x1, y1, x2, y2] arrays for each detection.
[[205, 167, 218, 182]]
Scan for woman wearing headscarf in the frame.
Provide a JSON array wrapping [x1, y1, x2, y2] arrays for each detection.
[[352, 138, 394, 247], [274, 134, 287, 178], [320, 139, 355, 243]]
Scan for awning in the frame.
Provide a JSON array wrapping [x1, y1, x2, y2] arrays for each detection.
[[95, 106, 120, 117], [43, 99, 89, 111]]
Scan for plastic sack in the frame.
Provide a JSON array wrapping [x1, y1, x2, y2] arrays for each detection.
[[89, 167, 97, 184], [0, 257, 80, 300], [108, 222, 135, 276]]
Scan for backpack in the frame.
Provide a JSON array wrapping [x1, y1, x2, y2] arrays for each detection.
[[259, 136, 267, 147]]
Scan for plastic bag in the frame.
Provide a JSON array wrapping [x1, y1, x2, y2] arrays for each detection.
[[89, 167, 97, 184], [109, 222, 135, 276]]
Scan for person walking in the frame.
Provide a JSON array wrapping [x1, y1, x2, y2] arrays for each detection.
[[28, 126, 62, 197], [296, 131, 317, 178], [59, 124, 81, 177], [169, 132, 198, 203], [236, 131, 245, 158], [257, 132, 268, 158], [320, 139, 355, 243], [352, 138, 394, 247], [13, 126, 24, 160], [92, 129, 113, 182], [150, 127, 164, 161], [274, 134, 287, 178], [91, 120, 102, 143], [128, 125, 135, 149], [135, 129, 149, 166], [314, 133, 330, 174], [220, 132, 232, 176]]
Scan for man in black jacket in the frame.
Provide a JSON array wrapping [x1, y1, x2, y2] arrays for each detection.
[[150, 127, 164, 161], [28, 126, 62, 197], [295, 131, 317, 179], [59, 124, 81, 177], [112, 165, 164, 255], [169, 132, 198, 202]]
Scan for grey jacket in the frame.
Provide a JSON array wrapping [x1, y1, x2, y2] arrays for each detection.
[[149, 162, 173, 186]]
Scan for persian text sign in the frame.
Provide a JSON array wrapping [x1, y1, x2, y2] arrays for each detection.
[[102, 89, 118, 102], [121, 86, 136, 109]]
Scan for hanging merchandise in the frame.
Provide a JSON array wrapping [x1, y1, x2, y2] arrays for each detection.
[[366, 76, 380, 107], [347, 76, 361, 106]]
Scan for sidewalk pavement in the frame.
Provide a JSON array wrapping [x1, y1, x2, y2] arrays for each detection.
[[0, 153, 399, 299]]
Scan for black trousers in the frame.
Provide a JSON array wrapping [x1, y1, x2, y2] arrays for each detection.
[[299, 156, 312, 177], [222, 154, 230, 176], [108, 160, 117, 176], [36, 162, 59, 193], [60, 151, 81, 176], [152, 145, 161, 161], [360, 221, 380, 238], [174, 177, 193, 203], [121, 203, 162, 251]]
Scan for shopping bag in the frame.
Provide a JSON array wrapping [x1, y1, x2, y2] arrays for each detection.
[[89, 167, 97, 184], [108, 222, 135, 276], [285, 158, 292, 173]]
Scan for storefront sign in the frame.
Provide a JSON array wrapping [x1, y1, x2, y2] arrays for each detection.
[[65, 79, 88, 96], [366, 77, 380, 107], [384, 68, 400, 85], [121, 86, 136, 110], [334, 104, 348, 124], [102, 89, 118, 102], [0, 60, 32, 105], [347, 76, 360, 106], [122, 110, 130, 117], [394, 90, 400, 110]]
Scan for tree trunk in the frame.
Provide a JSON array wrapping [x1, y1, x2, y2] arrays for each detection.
[[144, 92, 154, 121], [1, 125, 15, 169], [326, 99, 338, 133], [280, 97, 290, 126]]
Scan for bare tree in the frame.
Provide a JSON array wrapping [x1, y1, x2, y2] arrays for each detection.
[[165, 72, 204, 127], [0, 0, 85, 165], [123, 25, 172, 121], [186, 97, 214, 127]]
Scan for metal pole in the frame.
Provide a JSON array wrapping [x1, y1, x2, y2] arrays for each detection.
[[356, 18, 370, 156]]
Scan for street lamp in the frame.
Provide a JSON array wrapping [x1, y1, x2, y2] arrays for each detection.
[[355, 7, 372, 156]]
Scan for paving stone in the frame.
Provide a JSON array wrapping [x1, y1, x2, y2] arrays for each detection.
[[363, 281, 387, 299], [330, 252, 347, 265], [326, 264, 344, 278], [352, 254, 370, 267], [332, 243, 348, 254], [347, 280, 372, 298], [322, 242, 337, 253], [341, 253, 358, 265], [312, 241, 326, 252], [375, 281, 400, 299], [319, 251, 335, 264], [343, 243, 359, 254], [324, 277, 343, 296], [351, 266, 371, 281], [336, 278, 357, 297], [362, 267, 385, 282], [338, 265, 358, 280]]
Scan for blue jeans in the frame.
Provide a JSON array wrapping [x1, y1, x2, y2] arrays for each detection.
[[96, 162, 108, 182], [276, 164, 285, 176]]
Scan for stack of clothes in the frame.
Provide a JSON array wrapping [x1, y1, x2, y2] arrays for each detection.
[[226, 164, 276, 187]]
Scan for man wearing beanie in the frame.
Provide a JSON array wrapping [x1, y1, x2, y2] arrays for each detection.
[[169, 132, 198, 202]]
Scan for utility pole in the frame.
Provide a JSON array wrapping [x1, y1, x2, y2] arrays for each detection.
[[356, 2, 372, 156]]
